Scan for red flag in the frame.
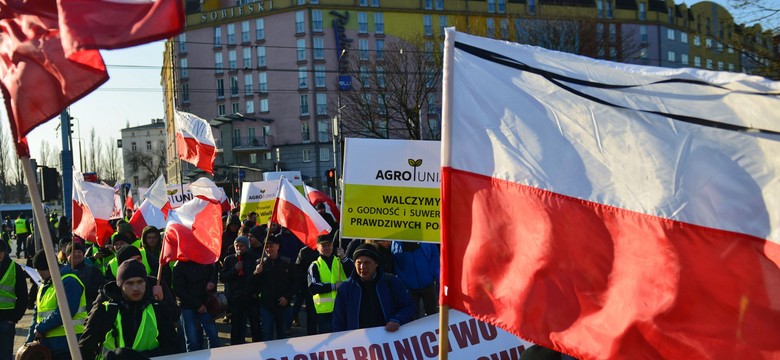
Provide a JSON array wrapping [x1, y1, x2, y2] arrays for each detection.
[[125, 193, 135, 211], [57, 0, 184, 57], [161, 179, 223, 265], [72, 172, 115, 246], [174, 111, 216, 174], [0, 1, 108, 155], [129, 174, 169, 238], [441, 31, 780, 359], [272, 178, 332, 249], [304, 184, 340, 222]]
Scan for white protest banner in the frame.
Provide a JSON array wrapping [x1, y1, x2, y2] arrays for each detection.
[[342, 138, 441, 242], [165, 183, 193, 209], [239, 180, 280, 225], [264, 171, 305, 194], [155, 309, 533, 360]]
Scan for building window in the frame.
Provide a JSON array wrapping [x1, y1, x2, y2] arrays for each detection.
[[705, 38, 712, 48], [488, 0, 496, 13], [314, 37, 325, 60], [377, 66, 385, 88], [596, 0, 603, 18], [244, 74, 253, 95], [694, 56, 701, 67], [424, 0, 432, 10], [639, 3, 646, 20], [667, 51, 675, 62], [640, 25, 648, 43], [609, 46, 617, 59], [359, 0, 367, 6], [216, 79, 224, 99], [301, 122, 310, 142], [667, 28, 675, 40], [256, 46, 266, 67], [229, 50, 237, 70], [359, 39, 369, 61], [681, 32, 688, 43], [596, 23, 604, 38], [318, 121, 329, 142], [606, 0, 613, 18], [215, 52, 223, 73], [319, 148, 330, 162], [439, 15, 447, 37], [230, 76, 238, 96], [246, 100, 254, 113], [260, 98, 269, 112], [131, 142, 137, 151], [435, 0, 444, 10], [298, 66, 308, 89], [214, 27, 222, 46], [640, 48, 648, 59], [250, 153, 257, 164], [233, 129, 241, 145], [180, 58, 187, 78], [297, 39, 306, 61], [182, 83, 189, 103], [218, 104, 226, 116], [300, 94, 309, 116], [315, 66, 326, 88], [243, 47, 251, 68], [255, 19, 265, 40], [694, 35, 701, 46], [427, 93, 436, 114], [295, 11, 305, 34], [232, 102, 240, 114], [706, 59, 712, 69], [360, 65, 369, 87], [500, 19, 509, 40], [241, 21, 250, 43], [302, 149, 312, 162], [728, 63, 735, 71], [372, 0, 380, 6], [358, 12, 367, 34], [424, 15, 433, 36], [376, 39, 384, 60], [717, 61, 724, 70], [146, 141, 152, 150], [375, 13, 384, 34], [486, 19, 495, 38], [717, 41, 723, 51], [497, 0, 506, 13], [227, 24, 235, 45], [728, 46, 734, 54], [258, 72, 268, 93], [377, 95, 387, 115], [316, 93, 327, 115], [178, 33, 186, 52], [312, 10, 323, 32], [529, 0, 536, 14], [681, 53, 689, 64]]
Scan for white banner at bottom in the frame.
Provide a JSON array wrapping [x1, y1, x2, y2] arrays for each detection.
[[155, 309, 533, 360]]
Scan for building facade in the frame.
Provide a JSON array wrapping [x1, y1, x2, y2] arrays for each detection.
[[164, 0, 777, 189], [120, 118, 168, 197]]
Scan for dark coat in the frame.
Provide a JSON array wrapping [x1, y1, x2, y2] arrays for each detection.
[[220, 251, 260, 301], [253, 256, 296, 310], [172, 261, 216, 310], [332, 269, 415, 332]]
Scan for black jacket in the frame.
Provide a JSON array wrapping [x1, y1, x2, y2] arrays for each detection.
[[0, 255, 27, 322], [220, 251, 259, 301], [61, 261, 106, 307], [172, 261, 216, 310], [253, 255, 296, 310], [79, 278, 180, 359]]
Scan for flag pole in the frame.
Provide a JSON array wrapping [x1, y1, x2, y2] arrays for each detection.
[[263, 177, 284, 254], [21, 156, 83, 360], [156, 234, 165, 286]]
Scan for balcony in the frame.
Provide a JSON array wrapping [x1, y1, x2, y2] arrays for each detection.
[[215, 135, 272, 151]]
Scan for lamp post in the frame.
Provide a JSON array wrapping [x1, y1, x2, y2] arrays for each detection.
[[333, 49, 347, 203]]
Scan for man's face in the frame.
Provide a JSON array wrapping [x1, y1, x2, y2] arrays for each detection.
[[144, 232, 160, 248], [121, 277, 146, 302], [248, 234, 261, 247], [265, 242, 279, 258], [249, 213, 257, 221], [124, 209, 133, 218], [113, 241, 128, 252], [355, 256, 378, 281], [228, 224, 240, 233], [317, 241, 333, 257], [234, 242, 247, 254], [38, 269, 50, 281], [270, 223, 279, 232], [69, 250, 84, 267]]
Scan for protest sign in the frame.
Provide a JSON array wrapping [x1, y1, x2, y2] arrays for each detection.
[[239, 180, 280, 224]]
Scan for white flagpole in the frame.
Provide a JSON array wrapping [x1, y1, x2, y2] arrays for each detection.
[[21, 156, 82, 360]]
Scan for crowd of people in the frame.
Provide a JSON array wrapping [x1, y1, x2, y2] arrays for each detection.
[[0, 202, 442, 360]]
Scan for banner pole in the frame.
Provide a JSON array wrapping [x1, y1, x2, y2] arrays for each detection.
[[21, 156, 82, 360], [439, 305, 450, 360]]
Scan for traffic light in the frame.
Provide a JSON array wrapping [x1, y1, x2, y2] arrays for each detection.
[[326, 168, 336, 188], [39, 167, 60, 202]]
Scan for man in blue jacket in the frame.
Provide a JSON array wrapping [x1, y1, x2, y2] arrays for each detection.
[[333, 244, 414, 332], [391, 241, 440, 318]]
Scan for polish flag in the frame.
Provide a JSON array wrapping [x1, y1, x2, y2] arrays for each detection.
[[272, 178, 332, 249], [174, 111, 216, 174], [304, 184, 340, 222], [57, 0, 184, 57], [125, 192, 135, 211], [190, 177, 229, 213], [129, 174, 170, 238], [72, 172, 115, 246], [161, 178, 223, 265], [441, 30, 780, 359]]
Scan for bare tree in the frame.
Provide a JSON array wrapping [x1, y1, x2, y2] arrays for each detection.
[[88, 127, 98, 172], [730, 0, 779, 32], [124, 145, 166, 187], [101, 137, 123, 182], [0, 124, 10, 202], [335, 37, 443, 140]]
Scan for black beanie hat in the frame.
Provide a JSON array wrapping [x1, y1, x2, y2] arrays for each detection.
[[111, 233, 131, 246], [249, 225, 266, 240], [66, 243, 85, 256], [33, 250, 48, 270], [353, 244, 380, 264], [116, 259, 146, 286], [116, 245, 142, 265]]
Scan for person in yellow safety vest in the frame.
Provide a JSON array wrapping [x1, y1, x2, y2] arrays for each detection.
[[115, 222, 142, 249], [307, 233, 352, 334], [1, 241, 28, 360], [26, 250, 88, 360], [14, 214, 30, 259], [79, 259, 180, 359], [105, 245, 157, 282]]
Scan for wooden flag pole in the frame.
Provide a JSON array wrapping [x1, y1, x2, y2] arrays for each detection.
[[439, 304, 450, 360], [21, 156, 82, 360]]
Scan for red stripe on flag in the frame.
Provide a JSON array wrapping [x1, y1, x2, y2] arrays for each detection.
[[176, 132, 216, 174], [275, 197, 328, 250], [442, 167, 780, 359]]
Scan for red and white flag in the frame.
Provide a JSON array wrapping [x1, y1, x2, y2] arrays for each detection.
[[129, 174, 170, 238], [161, 178, 223, 265], [272, 178, 332, 249], [125, 191, 135, 211], [174, 111, 216, 174], [441, 30, 780, 359], [304, 184, 340, 222], [72, 172, 115, 246], [57, 0, 184, 57]]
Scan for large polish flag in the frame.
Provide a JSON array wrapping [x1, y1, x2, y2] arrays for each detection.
[[161, 178, 223, 265], [304, 184, 340, 222], [129, 174, 170, 238], [273, 178, 332, 249], [440, 30, 780, 359], [72, 172, 116, 246], [174, 111, 216, 174]]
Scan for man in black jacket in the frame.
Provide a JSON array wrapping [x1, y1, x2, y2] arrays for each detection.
[[0, 241, 26, 360], [173, 260, 220, 351], [253, 236, 296, 340], [79, 259, 180, 358], [219, 236, 261, 344]]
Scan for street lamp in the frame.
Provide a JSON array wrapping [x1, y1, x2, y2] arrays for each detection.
[[333, 49, 348, 203]]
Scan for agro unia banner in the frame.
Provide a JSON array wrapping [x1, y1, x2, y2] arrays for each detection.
[[155, 309, 533, 360], [342, 138, 441, 242], [239, 180, 279, 224], [139, 183, 193, 209]]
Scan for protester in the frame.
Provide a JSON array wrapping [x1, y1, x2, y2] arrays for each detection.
[[247, 226, 266, 259], [391, 241, 440, 318], [0, 241, 27, 360], [173, 260, 221, 351], [333, 243, 414, 332], [308, 234, 352, 334], [79, 259, 180, 358], [293, 243, 319, 334], [240, 219, 256, 236], [221, 215, 241, 263], [14, 214, 30, 258], [106, 244, 155, 281], [61, 242, 107, 308], [219, 236, 261, 344], [315, 203, 338, 231], [253, 236, 296, 340], [26, 250, 88, 359], [56, 216, 70, 242]]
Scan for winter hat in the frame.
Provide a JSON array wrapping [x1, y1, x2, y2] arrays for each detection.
[[117, 223, 135, 237], [234, 236, 250, 248], [116, 259, 146, 286], [66, 243, 85, 256], [116, 245, 142, 265], [315, 203, 326, 210], [111, 233, 131, 246], [519, 345, 564, 360], [141, 226, 161, 245], [316, 233, 333, 244], [353, 244, 380, 264], [227, 215, 241, 227], [248, 225, 266, 240], [242, 219, 256, 229], [33, 250, 49, 270]]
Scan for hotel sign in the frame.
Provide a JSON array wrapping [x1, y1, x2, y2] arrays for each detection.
[[198, 1, 272, 24]]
